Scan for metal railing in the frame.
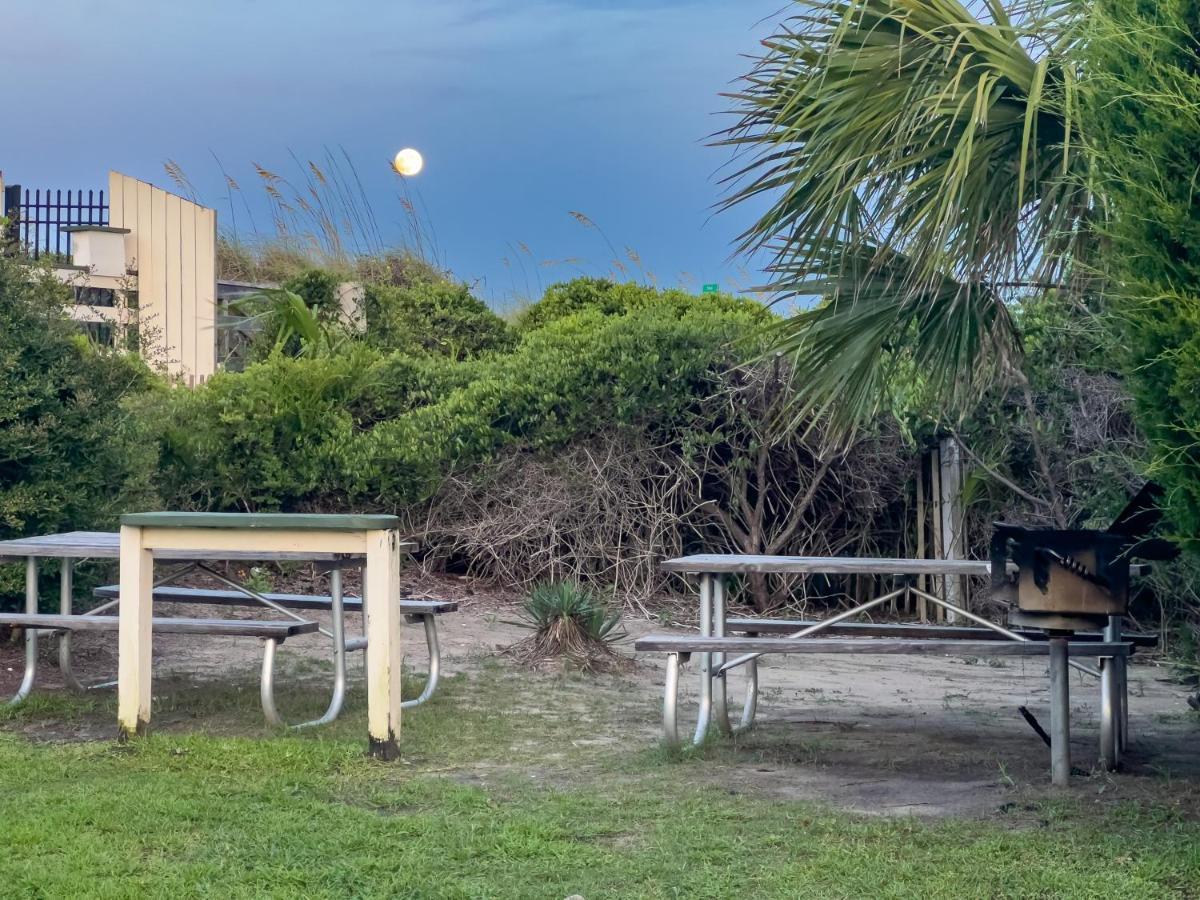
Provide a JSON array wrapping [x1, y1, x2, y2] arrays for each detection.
[[3, 183, 108, 259]]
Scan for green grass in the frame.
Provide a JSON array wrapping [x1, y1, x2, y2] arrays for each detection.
[[1, 664, 1198, 898]]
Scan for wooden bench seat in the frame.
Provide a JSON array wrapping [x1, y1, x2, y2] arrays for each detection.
[[723, 618, 1157, 648], [633, 635, 1132, 657], [92, 582, 456, 719], [0, 612, 318, 640], [93, 584, 458, 616]]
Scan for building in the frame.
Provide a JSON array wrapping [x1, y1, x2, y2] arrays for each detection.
[[3, 170, 223, 385]]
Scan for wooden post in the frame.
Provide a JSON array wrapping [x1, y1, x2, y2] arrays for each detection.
[[938, 435, 965, 622], [929, 444, 944, 622], [364, 529, 403, 760], [117, 524, 154, 740], [916, 455, 927, 622]]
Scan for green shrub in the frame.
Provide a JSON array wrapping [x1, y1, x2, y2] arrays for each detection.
[[516, 278, 762, 333], [517, 581, 622, 643], [363, 281, 512, 359], [0, 259, 160, 605], [282, 269, 342, 314], [355, 295, 772, 503], [146, 347, 381, 511], [150, 280, 773, 514], [504, 580, 624, 671], [1082, 0, 1200, 551], [514, 277, 621, 331], [241, 270, 350, 362]]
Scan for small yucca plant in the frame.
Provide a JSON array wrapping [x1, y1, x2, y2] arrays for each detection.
[[505, 581, 626, 672]]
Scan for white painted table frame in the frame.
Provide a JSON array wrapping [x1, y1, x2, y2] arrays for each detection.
[[662, 555, 1132, 786], [117, 520, 407, 760]]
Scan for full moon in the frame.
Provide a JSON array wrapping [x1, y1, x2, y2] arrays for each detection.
[[393, 148, 424, 176]]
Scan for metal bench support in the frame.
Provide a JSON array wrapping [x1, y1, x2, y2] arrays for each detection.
[[261, 568, 349, 729], [11, 558, 39, 705]]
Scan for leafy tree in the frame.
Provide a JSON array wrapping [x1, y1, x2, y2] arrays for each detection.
[[1081, 0, 1200, 551], [0, 259, 159, 604], [720, 0, 1087, 440]]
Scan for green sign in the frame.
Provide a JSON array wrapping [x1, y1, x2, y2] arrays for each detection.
[[701, 283, 719, 294]]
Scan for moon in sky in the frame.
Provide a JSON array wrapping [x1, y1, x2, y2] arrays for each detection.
[[393, 148, 424, 176]]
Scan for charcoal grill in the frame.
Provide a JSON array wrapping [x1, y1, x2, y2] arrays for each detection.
[[989, 483, 1177, 632], [987, 484, 1177, 779]]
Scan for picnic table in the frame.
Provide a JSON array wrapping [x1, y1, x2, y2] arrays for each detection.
[[0, 514, 418, 760], [636, 555, 1144, 785]]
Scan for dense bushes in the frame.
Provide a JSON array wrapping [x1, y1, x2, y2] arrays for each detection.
[[954, 292, 1146, 534], [152, 283, 772, 516], [2, 254, 1180, 615], [364, 281, 512, 359], [148, 278, 931, 608], [0, 259, 159, 604], [1082, 1, 1200, 552]]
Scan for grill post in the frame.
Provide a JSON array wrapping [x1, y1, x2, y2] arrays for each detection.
[[1100, 657, 1117, 770], [1049, 637, 1071, 786]]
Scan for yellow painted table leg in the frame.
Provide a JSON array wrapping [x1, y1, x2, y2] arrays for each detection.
[[364, 529, 403, 759], [117, 525, 154, 740]]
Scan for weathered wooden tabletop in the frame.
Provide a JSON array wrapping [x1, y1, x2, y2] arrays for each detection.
[[0, 530, 416, 562], [661, 554, 995, 576]]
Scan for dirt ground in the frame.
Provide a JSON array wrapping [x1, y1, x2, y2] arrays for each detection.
[[3, 571, 1198, 819]]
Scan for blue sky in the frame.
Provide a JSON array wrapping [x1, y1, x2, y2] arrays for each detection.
[[3, 0, 783, 306]]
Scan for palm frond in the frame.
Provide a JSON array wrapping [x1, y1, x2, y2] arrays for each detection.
[[764, 237, 1018, 438], [232, 288, 344, 358], [719, 0, 1089, 439]]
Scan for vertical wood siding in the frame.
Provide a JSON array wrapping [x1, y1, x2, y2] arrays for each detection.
[[107, 171, 217, 385]]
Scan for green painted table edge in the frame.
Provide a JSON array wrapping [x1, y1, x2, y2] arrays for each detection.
[[120, 512, 402, 532]]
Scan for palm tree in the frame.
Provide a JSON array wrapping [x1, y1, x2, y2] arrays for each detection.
[[719, 0, 1089, 446]]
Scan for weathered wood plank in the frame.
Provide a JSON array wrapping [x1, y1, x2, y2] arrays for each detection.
[[0, 530, 410, 561], [0, 612, 318, 639], [122, 512, 402, 532], [724, 618, 1158, 647], [632, 635, 1132, 657], [0, 531, 121, 559], [661, 555, 994, 576], [92, 584, 459, 615], [193, 204, 218, 382], [661, 554, 1149, 577], [117, 523, 153, 739], [165, 192, 184, 373]]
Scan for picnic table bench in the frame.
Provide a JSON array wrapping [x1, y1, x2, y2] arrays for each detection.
[[638, 554, 1148, 785], [90, 584, 458, 715], [0, 612, 318, 640]]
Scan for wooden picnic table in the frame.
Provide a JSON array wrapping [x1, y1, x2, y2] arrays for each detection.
[[647, 553, 1139, 785], [0, 515, 417, 759]]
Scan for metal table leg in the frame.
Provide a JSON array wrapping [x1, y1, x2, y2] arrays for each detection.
[[1117, 655, 1129, 752], [1049, 637, 1071, 786], [663, 651, 683, 749], [61, 562, 198, 694], [58, 558, 86, 693], [712, 576, 731, 736], [9, 557, 39, 704], [731, 657, 758, 734], [692, 574, 714, 746]]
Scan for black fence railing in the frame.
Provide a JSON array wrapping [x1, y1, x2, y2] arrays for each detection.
[[2, 184, 108, 260]]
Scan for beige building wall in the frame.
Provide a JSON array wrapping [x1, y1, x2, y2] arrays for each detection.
[[107, 172, 217, 385]]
